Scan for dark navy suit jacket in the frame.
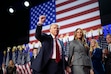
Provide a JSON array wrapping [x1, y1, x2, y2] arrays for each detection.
[[91, 48, 105, 74], [31, 25, 66, 74]]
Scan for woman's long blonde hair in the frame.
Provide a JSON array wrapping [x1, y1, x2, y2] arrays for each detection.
[[90, 39, 100, 52], [74, 28, 89, 48]]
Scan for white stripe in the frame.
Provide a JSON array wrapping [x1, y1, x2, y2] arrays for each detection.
[[22, 65, 28, 74], [26, 62, 32, 74], [56, 0, 68, 5], [29, 29, 35, 34], [30, 36, 36, 42], [19, 65, 25, 74]]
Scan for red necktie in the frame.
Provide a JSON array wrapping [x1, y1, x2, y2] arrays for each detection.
[[55, 39, 60, 63]]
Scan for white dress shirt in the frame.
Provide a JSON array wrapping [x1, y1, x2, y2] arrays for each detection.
[[51, 34, 62, 59]]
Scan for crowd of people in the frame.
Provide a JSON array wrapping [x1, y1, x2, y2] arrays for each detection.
[[0, 15, 111, 74], [30, 15, 111, 74]]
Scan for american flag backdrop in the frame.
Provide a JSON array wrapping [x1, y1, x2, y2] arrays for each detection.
[[29, 0, 102, 43]]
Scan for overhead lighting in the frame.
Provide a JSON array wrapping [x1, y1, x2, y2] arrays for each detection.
[[24, 1, 30, 7], [8, 7, 15, 14], [9, 8, 14, 13]]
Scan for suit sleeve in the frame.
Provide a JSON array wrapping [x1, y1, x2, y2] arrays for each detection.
[[68, 41, 74, 66], [35, 25, 42, 41], [35, 25, 48, 42]]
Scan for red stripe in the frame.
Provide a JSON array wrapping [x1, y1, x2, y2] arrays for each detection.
[[29, 33, 35, 37]]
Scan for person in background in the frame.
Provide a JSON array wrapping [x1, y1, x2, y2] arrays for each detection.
[[66, 28, 94, 74], [90, 39, 105, 74], [31, 15, 67, 74], [104, 34, 111, 74], [2, 63, 6, 74], [30, 47, 39, 74], [0, 66, 3, 74], [6, 60, 16, 74]]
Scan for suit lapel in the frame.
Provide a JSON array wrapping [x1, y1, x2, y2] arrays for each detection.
[[77, 40, 85, 48]]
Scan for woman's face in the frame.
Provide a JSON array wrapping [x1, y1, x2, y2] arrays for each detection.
[[90, 40, 95, 47], [76, 29, 83, 39], [9, 60, 13, 65]]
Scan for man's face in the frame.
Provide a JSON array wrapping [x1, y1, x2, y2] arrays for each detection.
[[50, 24, 59, 37], [33, 49, 38, 55], [106, 35, 111, 44]]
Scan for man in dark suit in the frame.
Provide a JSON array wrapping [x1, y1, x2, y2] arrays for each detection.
[[0, 66, 3, 74], [30, 47, 39, 74], [104, 34, 111, 74], [31, 15, 67, 74]]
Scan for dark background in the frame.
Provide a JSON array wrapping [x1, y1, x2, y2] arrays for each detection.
[[0, 0, 49, 51], [0, 0, 111, 51]]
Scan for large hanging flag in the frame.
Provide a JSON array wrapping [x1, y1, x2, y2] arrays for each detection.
[[29, 0, 101, 43]]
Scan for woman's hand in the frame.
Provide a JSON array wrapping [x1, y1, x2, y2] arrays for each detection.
[[66, 66, 71, 73], [90, 69, 94, 74]]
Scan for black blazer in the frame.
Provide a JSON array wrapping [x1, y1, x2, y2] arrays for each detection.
[[31, 25, 66, 73]]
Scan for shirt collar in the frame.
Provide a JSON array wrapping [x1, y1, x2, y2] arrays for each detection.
[[51, 33, 58, 39]]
